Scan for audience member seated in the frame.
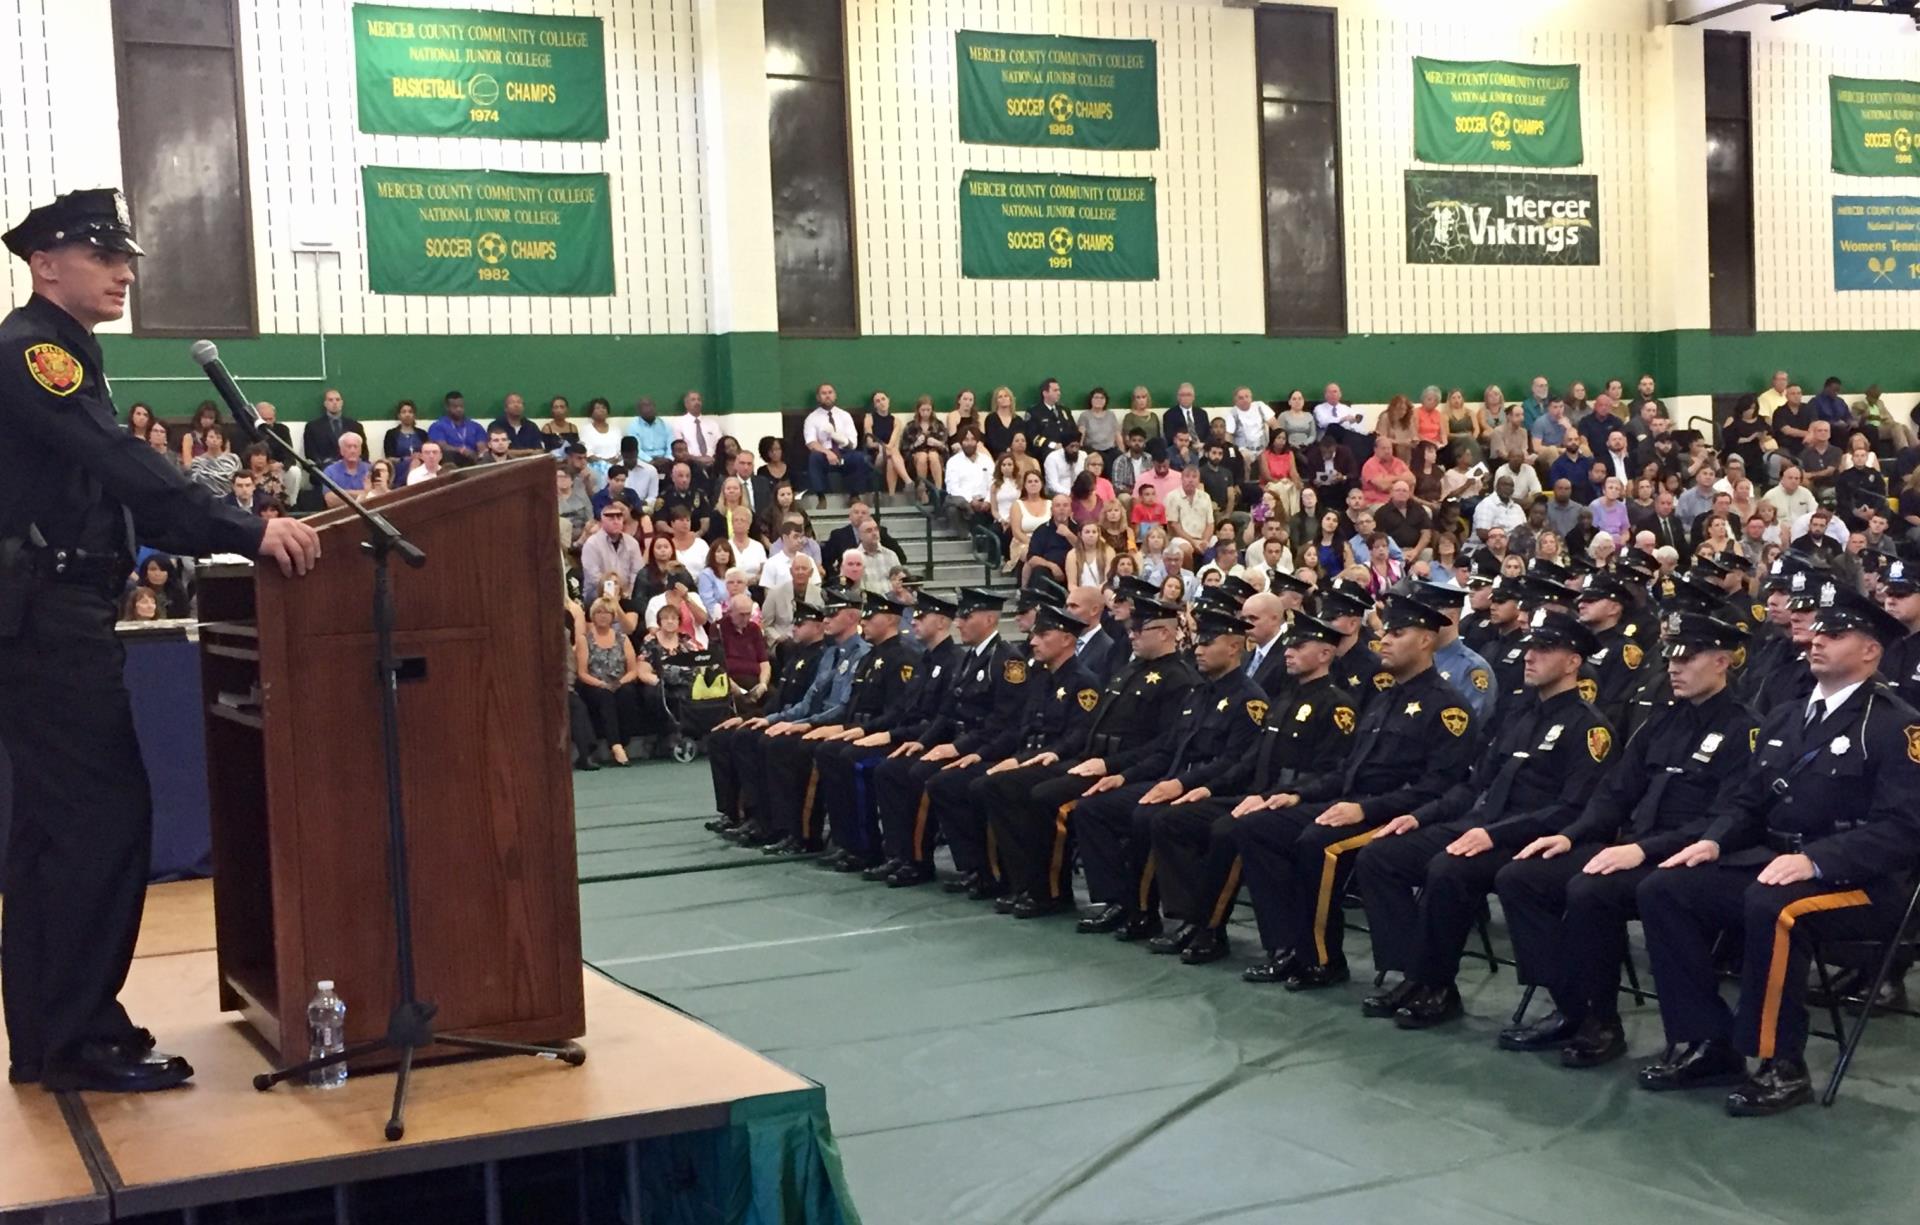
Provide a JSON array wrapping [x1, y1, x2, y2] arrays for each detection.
[[761, 552, 822, 642], [321, 432, 372, 507], [575, 596, 645, 767], [804, 382, 869, 503], [716, 593, 772, 714]]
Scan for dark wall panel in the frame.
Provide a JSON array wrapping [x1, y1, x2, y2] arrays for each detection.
[[1703, 31, 1754, 336], [1256, 6, 1346, 337], [764, 0, 858, 338], [112, 0, 256, 337]]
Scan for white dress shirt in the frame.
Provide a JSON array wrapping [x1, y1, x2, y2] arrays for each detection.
[[1043, 448, 1086, 496], [1315, 400, 1364, 432], [672, 412, 723, 460], [804, 407, 858, 452], [945, 448, 996, 503]]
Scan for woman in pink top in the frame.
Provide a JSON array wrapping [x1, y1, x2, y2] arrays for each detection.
[[1588, 476, 1630, 541]]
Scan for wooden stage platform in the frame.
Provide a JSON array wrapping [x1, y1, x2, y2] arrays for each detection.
[[3, 881, 837, 1224]]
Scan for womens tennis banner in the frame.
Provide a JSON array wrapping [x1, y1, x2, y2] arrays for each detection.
[[960, 171, 1158, 280], [1412, 57, 1583, 167], [354, 4, 607, 141], [1833, 197, 1920, 290], [956, 30, 1158, 150], [362, 166, 614, 295], [1830, 76, 1920, 177], [1405, 170, 1599, 266]]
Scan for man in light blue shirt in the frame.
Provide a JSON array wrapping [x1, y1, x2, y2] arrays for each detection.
[[1410, 579, 1497, 724], [625, 396, 675, 473]]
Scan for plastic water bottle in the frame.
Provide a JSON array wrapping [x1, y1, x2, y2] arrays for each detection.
[[306, 981, 348, 1089]]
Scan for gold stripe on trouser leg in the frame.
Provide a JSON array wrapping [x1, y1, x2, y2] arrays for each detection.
[[1049, 801, 1078, 899], [911, 793, 931, 861], [1311, 830, 1379, 966], [1136, 852, 1157, 913], [800, 766, 819, 840], [1758, 889, 1870, 1059], [1208, 857, 1242, 930], [987, 825, 1001, 879]]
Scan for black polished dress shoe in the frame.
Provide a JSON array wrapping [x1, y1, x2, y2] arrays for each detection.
[[1179, 928, 1230, 965], [1637, 1039, 1748, 1092], [885, 862, 936, 888], [994, 892, 1026, 915], [1498, 1009, 1580, 1052], [834, 854, 881, 874], [1284, 960, 1350, 991], [1013, 895, 1069, 920], [761, 835, 801, 855], [967, 877, 1008, 901], [702, 815, 732, 833], [1362, 978, 1419, 1019], [863, 858, 904, 882], [1076, 904, 1129, 934], [1243, 951, 1301, 985], [1725, 1057, 1813, 1117], [1115, 912, 1164, 942], [943, 871, 980, 894], [816, 847, 850, 869], [40, 1041, 193, 1093], [1559, 1016, 1628, 1068], [734, 824, 775, 846], [1147, 923, 1197, 955], [1394, 984, 1463, 1029]]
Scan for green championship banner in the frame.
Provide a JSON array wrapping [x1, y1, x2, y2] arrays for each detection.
[[1412, 57, 1582, 167], [1831, 76, 1920, 177], [362, 166, 614, 295], [1405, 170, 1599, 266], [960, 171, 1157, 280], [354, 4, 607, 141], [956, 30, 1158, 150]]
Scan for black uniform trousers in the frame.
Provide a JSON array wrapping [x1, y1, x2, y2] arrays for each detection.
[[0, 587, 153, 1072], [1148, 797, 1245, 930], [875, 755, 948, 865], [981, 763, 1085, 901], [813, 740, 884, 856], [1496, 846, 1647, 1024], [705, 724, 752, 818], [1234, 801, 1388, 967], [1356, 827, 1511, 986], [927, 761, 996, 878], [1069, 782, 1162, 914], [1638, 866, 1910, 1061], [758, 733, 829, 843]]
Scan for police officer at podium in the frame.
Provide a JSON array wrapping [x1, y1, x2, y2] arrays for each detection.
[[1, 189, 320, 1092]]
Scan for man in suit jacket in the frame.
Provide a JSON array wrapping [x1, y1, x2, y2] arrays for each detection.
[[300, 387, 365, 466], [822, 496, 903, 563], [1162, 382, 1210, 448], [1242, 591, 1291, 699], [1066, 586, 1121, 682], [1646, 489, 1690, 556]]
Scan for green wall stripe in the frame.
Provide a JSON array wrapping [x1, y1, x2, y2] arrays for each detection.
[[98, 329, 1920, 421]]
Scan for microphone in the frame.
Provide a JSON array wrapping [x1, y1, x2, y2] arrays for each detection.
[[189, 339, 263, 439]]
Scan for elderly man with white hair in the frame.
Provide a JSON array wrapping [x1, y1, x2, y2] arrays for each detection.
[[762, 552, 824, 642]]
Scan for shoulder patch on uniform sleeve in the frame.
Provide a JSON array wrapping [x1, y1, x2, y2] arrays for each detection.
[[1751, 603, 1767, 625], [1004, 659, 1027, 684], [1439, 707, 1470, 737], [1622, 643, 1643, 670], [1906, 724, 1920, 765], [1246, 699, 1268, 725], [1372, 671, 1394, 691], [1471, 668, 1489, 691], [1587, 726, 1612, 762], [24, 343, 83, 396], [1078, 688, 1099, 712], [1577, 677, 1599, 703], [1332, 706, 1356, 734]]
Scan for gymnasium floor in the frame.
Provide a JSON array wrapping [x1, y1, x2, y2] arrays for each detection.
[[575, 763, 1920, 1225]]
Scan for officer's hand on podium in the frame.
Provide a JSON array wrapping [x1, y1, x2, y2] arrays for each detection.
[[1445, 828, 1493, 857], [1140, 779, 1184, 805], [1583, 844, 1645, 875], [1374, 814, 1419, 838], [258, 517, 322, 577], [1757, 852, 1816, 886], [1068, 757, 1106, 777], [1171, 786, 1210, 805], [1314, 801, 1363, 827], [1660, 840, 1720, 869], [1517, 834, 1572, 861], [1084, 774, 1125, 795]]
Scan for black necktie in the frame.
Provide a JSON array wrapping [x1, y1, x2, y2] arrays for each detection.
[[1804, 699, 1826, 731]]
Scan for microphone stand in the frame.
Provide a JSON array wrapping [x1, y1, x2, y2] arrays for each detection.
[[217, 381, 584, 1142]]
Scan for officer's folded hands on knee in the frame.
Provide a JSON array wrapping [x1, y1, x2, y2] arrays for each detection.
[[1659, 839, 1720, 868], [1374, 814, 1420, 838], [1315, 800, 1364, 827], [1516, 834, 1572, 860]]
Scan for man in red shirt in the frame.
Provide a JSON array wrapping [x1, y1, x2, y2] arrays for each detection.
[[715, 593, 771, 712], [1359, 434, 1413, 507]]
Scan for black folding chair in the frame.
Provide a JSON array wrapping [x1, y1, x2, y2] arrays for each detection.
[[1808, 875, 1920, 1106]]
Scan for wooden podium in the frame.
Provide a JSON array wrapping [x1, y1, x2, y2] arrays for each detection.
[[197, 457, 584, 1066]]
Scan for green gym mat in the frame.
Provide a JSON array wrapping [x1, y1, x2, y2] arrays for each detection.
[[575, 762, 1920, 1225]]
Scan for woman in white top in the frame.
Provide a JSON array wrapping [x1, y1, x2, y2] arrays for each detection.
[[989, 453, 1023, 529], [578, 398, 623, 476], [725, 508, 767, 583], [1006, 470, 1050, 569], [1066, 521, 1116, 591]]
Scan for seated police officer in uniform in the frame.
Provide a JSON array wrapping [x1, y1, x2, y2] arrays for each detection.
[[707, 603, 827, 836], [765, 590, 918, 859], [1496, 611, 1758, 1068], [1480, 575, 1531, 715], [1749, 566, 1823, 713], [2, 189, 320, 1092], [1320, 576, 1390, 703], [1072, 607, 1264, 945], [872, 587, 1025, 888], [814, 590, 962, 874], [1879, 560, 1920, 709], [1356, 608, 1614, 1029], [1416, 578, 1497, 725], [1225, 591, 1479, 990], [982, 596, 1199, 918], [1149, 612, 1358, 966], [1573, 571, 1646, 730], [1636, 582, 1920, 1116]]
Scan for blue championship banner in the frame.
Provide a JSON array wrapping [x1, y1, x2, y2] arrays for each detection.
[[1832, 196, 1920, 290]]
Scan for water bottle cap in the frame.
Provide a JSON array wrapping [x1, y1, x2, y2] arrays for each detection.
[[317, 980, 334, 990]]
